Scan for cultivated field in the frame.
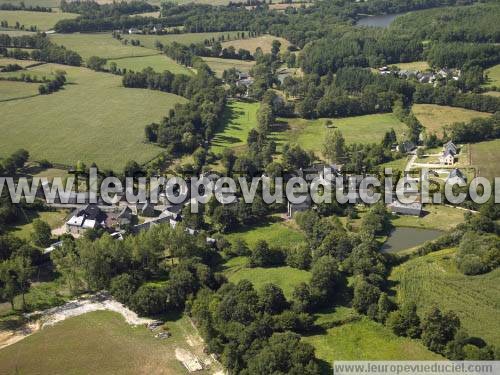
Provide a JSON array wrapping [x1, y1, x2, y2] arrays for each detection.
[[0, 10, 77, 31], [221, 35, 292, 54], [223, 257, 311, 298], [49, 33, 158, 60], [0, 63, 187, 170], [107, 54, 192, 75], [412, 104, 491, 136], [121, 31, 244, 50], [484, 64, 500, 88], [390, 248, 500, 347], [273, 113, 408, 154], [202, 57, 255, 77], [470, 139, 500, 181], [210, 100, 259, 155], [224, 215, 306, 249], [0, 311, 215, 374]]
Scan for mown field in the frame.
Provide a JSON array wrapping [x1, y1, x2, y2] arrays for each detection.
[[49, 33, 159, 60], [0, 62, 186, 170], [0, 0, 59, 6], [412, 104, 491, 136], [221, 35, 291, 54], [202, 57, 255, 77], [392, 61, 430, 71], [0, 311, 214, 374], [107, 54, 192, 75], [470, 139, 500, 181], [390, 248, 500, 347], [484, 64, 500, 88], [121, 31, 243, 50], [0, 80, 39, 101], [210, 99, 259, 155], [224, 215, 306, 249], [222, 257, 311, 298], [391, 205, 465, 231], [0, 10, 77, 31], [273, 113, 407, 154]]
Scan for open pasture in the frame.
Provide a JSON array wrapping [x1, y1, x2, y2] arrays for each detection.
[[0, 64, 186, 170], [0, 10, 77, 31], [390, 248, 500, 347], [470, 139, 500, 181], [202, 56, 254, 77], [484, 64, 500, 88], [412, 104, 491, 136], [107, 54, 192, 75], [221, 35, 292, 54], [0, 80, 39, 101]]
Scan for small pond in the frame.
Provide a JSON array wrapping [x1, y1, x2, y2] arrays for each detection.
[[381, 227, 443, 253], [356, 13, 404, 28]]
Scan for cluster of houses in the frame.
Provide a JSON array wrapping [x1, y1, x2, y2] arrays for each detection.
[[439, 141, 458, 165], [378, 66, 460, 84]]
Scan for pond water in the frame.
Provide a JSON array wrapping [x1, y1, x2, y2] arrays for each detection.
[[356, 13, 404, 28], [381, 227, 443, 253]]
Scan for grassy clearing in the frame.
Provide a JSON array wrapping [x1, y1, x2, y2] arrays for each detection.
[[7, 209, 69, 241], [470, 139, 500, 181], [378, 156, 408, 171], [0, 0, 59, 6], [223, 257, 311, 298], [210, 100, 259, 155], [304, 315, 442, 362], [412, 104, 491, 136], [390, 248, 500, 347], [273, 113, 407, 155], [0, 64, 186, 170], [107, 54, 192, 75], [391, 205, 465, 231], [224, 215, 306, 249], [0, 310, 215, 374], [0, 10, 78, 31], [121, 31, 244, 49], [0, 80, 39, 101], [483, 91, 500, 97], [222, 35, 291, 54], [49, 33, 158, 60], [484, 64, 500, 88], [202, 57, 255, 77], [0, 57, 37, 67], [391, 61, 430, 71]]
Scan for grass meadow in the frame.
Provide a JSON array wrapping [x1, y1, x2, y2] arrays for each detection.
[[107, 54, 192, 75], [202, 57, 255, 77], [0, 10, 77, 31], [484, 64, 500, 88], [7, 209, 69, 241], [273, 113, 408, 155], [221, 35, 291, 54], [470, 139, 500, 181], [222, 257, 311, 298], [392, 61, 430, 71], [391, 205, 465, 231], [121, 31, 244, 50], [0, 80, 39, 101], [390, 248, 500, 347], [210, 100, 259, 155], [0, 63, 186, 170], [0, 0, 60, 6], [0, 311, 214, 374], [412, 104, 491, 136], [224, 214, 306, 249]]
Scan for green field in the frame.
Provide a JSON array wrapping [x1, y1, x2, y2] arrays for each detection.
[[391, 205, 465, 231], [107, 54, 192, 75], [274, 113, 408, 155], [413, 104, 491, 136], [0, 80, 39, 101], [49, 33, 159, 60], [210, 100, 259, 155], [390, 248, 500, 347], [0, 311, 216, 374], [0, 0, 60, 7], [0, 10, 77, 31], [7, 209, 68, 241], [304, 315, 442, 363], [391, 61, 430, 71], [121, 31, 244, 50], [202, 57, 255, 77], [221, 35, 291, 54], [0, 63, 187, 170], [470, 139, 500, 181], [223, 257, 311, 298], [485, 64, 500, 88], [224, 215, 306, 249]]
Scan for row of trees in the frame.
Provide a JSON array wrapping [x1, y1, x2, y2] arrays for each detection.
[[38, 70, 67, 95]]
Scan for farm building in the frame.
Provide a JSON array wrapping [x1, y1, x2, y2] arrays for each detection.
[[389, 201, 422, 216], [66, 204, 106, 235]]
